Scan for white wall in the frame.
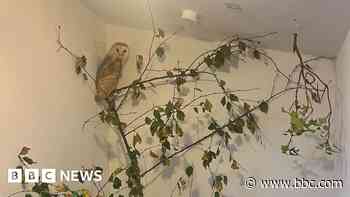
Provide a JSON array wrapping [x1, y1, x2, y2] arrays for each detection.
[[0, 1, 343, 196], [0, 0, 108, 195], [336, 30, 350, 197], [105, 24, 341, 197]]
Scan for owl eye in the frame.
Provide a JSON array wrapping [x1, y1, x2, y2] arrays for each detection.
[[116, 48, 120, 53], [123, 49, 127, 53]]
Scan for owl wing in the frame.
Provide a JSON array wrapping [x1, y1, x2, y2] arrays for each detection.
[[97, 53, 114, 78]]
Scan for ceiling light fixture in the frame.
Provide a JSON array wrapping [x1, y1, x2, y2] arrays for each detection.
[[181, 9, 198, 23]]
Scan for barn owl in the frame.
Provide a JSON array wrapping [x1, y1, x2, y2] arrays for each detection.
[[95, 42, 129, 104]]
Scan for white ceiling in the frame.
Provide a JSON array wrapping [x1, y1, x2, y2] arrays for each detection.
[[81, 0, 350, 56]]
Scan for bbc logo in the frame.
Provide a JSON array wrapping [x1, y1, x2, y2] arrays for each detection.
[[8, 169, 56, 183]]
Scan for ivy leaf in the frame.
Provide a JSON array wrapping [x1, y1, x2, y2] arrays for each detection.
[[113, 177, 122, 189], [133, 133, 142, 147], [150, 151, 159, 158], [25, 194, 32, 197], [185, 166, 193, 177], [145, 117, 152, 125], [22, 157, 36, 165], [259, 101, 269, 113], [176, 111, 185, 121], [19, 146, 30, 155]]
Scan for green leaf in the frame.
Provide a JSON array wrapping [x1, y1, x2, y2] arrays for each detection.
[[150, 121, 159, 136], [133, 133, 142, 147], [113, 177, 122, 189], [229, 94, 239, 102], [246, 116, 257, 134], [228, 122, 243, 134], [176, 111, 185, 121], [221, 45, 231, 57], [253, 50, 261, 59], [204, 56, 212, 67], [259, 101, 269, 113], [231, 160, 239, 170], [243, 103, 250, 112], [22, 156, 36, 165], [157, 28, 165, 38], [156, 46, 165, 58], [214, 191, 220, 197], [175, 123, 184, 137], [290, 112, 304, 130], [220, 96, 226, 106], [25, 194, 32, 197], [214, 51, 225, 68], [185, 166, 193, 177], [166, 71, 174, 77], [153, 109, 161, 120], [145, 117, 152, 125], [19, 146, 30, 155], [238, 41, 246, 51], [204, 99, 213, 112], [226, 102, 232, 111], [208, 122, 216, 130], [236, 118, 245, 127], [219, 80, 226, 87], [160, 154, 170, 166], [281, 145, 289, 154], [163, 140, 171, 150], [223, 176, 228, 185]]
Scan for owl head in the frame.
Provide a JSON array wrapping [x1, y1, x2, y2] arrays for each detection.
[[108, 42, 129, 65]]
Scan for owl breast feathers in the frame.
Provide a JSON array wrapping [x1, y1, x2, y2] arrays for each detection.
[[95, 42, 129, 103]]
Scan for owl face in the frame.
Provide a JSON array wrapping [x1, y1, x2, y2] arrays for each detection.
[[109, 42, 129, 64]]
